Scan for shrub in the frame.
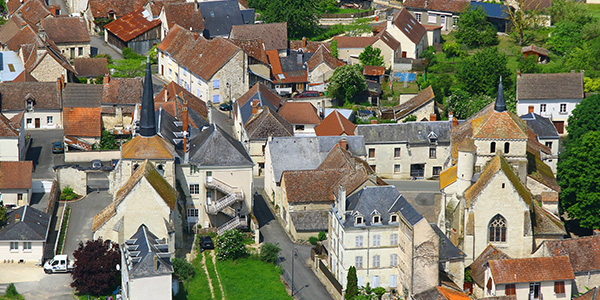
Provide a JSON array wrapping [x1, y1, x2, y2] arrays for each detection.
[[60, 186, 78, 201], [5, 283, 19, 297], [216, 229, 248, 261], [259, 243, 281, 264], [308, 236, 318, 245], [318, 231, 326, 241], [172, 257, 195, 280]]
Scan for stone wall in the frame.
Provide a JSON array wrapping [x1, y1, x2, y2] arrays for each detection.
[[57, 166, 87, 196]]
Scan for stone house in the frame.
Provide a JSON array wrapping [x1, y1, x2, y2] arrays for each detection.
[[403, 0, 470, 31], [104, 7, 161, 55], [40, 17, 91, 59], [0, 205, 50, 264], [0, 161, 33, 207], [62, 84, 103, 146], [231, 38, 272, 88], [233, 82, 283, 140], [306, 44, 345, 92], [384, 8, 428, 60], [467, 244, 511, 298], [0, 81, 63, 130], [391, 85, 436, 122], [101, 76, 142, 135], [484, 256, 574, 299], [154, 81, 208, 137], [355, 120, 452, 179], [277, 102, 321, 136], [328, 185, 439, 297], [333, 32, 401, 69], [120, 224, 173, 300], [85, 0, 148, 33], [158, 25, 248, 105], [516, 71, 584, 134]]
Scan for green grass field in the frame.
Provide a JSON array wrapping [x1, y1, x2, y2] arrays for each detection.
[[175, 254, 212, 300], [204, 252, 223, 300], [216, 258, 291, 300]]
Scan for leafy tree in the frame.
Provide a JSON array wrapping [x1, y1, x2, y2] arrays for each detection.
[[455, 6, 499, 47], [584, 77, 600, 93], [456, 47, 512, 97], [547, 21, 584, 55], [402, 115, 417, 122], [373, 287, 386, 300], [259, 242, 281, 264], [563, 94, 600, 143], [308, 236, 318, 245], [216, 229, 248, 261], [71, 239, 120, 296], [108, 59, 145, 78], [442, 42, 463, 58], [358, 46, 384, 67], [345, 266, 359, 300], [517, 55, 541, 73], [261, 0, 318, 39], [550, 0, 594, 25], [0, 201, 7, 226], [330, 40, 338, 58], [172, 257, 195, 280], [60, 186, 78, 201], [98, 130, 119, 150], [448, 89, 517, 119], [248, 0, 269, 11], [327, 64, 367, 104], [318, 231, 327, 241], [505, 0, 542, 46]]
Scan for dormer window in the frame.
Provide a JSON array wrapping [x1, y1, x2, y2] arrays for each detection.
[[25, 94, 35, 111], [428, 131, 438, 145], [373, 215, 381, 224], [355, 216, 363, 225], [390, 214, 398, 223]]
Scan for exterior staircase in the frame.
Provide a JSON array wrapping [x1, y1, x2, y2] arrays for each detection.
[[217, 216, 247, 235], [205, 177, 244, 215]]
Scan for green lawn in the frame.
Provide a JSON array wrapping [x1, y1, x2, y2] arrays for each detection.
[[176, 254, 212, 300], [586, 3, 600, 18], [203, 252, 223, 300], [381, 80, 421, 106], [216, 258, 291, 300]]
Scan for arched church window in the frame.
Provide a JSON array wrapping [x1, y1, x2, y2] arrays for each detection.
[[489, 214, 506, 242], [490, 142, 496, 153]]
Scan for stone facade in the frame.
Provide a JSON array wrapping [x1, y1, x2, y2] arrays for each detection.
[[57, 43, 91, 59], [56, 167, 87, 196], [30, 54, 68, 82]]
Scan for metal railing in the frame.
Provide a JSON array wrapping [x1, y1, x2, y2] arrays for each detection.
[[217, 216, 246, 235], [206, 192, 243, 215]]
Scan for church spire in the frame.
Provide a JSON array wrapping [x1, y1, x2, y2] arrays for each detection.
[[139, 56, 156, 137], [494, 76, 506, 112]]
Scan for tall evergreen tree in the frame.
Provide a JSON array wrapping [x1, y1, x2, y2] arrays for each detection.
[[345, 266, 359, 300]]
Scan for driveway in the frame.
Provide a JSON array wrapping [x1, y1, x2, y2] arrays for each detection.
[[25, 129, 65, 180], [253, 192, 332, 300], [63, 190, 113, 260], [0, 263, 73, 300], [90, 36, 124, 60]]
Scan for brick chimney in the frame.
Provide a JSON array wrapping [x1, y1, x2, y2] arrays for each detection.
[[430, 113, 437, 121], [371, 119, 378, 124], [339, 137, 347, 150], [60, 74, 65, 89], [302, 37, 306, 48], [252, 99, 259, 115], [103, 74, 110, 86], [516, 69, 521, 77], [163, 84, 168, 102], [452, 116, 458, 128]]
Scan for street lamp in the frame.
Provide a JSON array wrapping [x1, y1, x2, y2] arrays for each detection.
[[291, 247, 298, 296]]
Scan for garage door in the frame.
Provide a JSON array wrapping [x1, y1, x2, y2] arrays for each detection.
[[32, 180, 53, 193]]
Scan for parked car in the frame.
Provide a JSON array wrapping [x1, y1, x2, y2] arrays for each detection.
[[219, 102, 233, 111], [52, 141, 63, 153], [294, 91, 319, 98], [43, 255, 74, 274], [199, 236, 215, 250], [91, 160, 102, 169]]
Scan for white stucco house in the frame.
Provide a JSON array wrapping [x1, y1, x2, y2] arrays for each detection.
[[0, 206, 50, 264]]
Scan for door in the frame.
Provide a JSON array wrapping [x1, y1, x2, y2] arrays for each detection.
[[161, 65, 164, 76], [410, 164, 425, 178], [553, 121, 565, 134], [528, 105, 534, 113], [529, 282, 541, 299], [440, 15, 447, 30], [34, 118, 40, 128]]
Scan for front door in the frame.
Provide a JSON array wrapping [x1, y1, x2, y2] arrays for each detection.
[[35, 118, 40, 128], [529, 282, 541, 299], [440, 15, 447, 30]]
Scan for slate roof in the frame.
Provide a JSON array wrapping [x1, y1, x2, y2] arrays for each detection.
[[123, 224, 173, 278], [197, 0, 245, 38], [63, 83, 103, 107], [306, 45, 344, 72], [104, 7, 161, 42], [468, 244, 510, 287], [93, 161, 178, 232], [188, 124, 253, 167], [278, 102, 321, 125], [403, 0, 470, 13], [289, 211, 329, 231], [343, 185, 423, 227], [268, 136, 367, 183], [489, 256, 574, 284], [431, 223, 465, 262], [235, 83, 282, 125], [155, 108, 189, 149], [121, 135, 175, 160], [517, 72, 584, 100], [230, 23, 287, 51], [394, 86, 435, 120], [63, 107, 102, 138], [40, 17, 90, 44], [244, 106, 294, 140], [520, 113, 559, 139], [103, 77, 143, 105], [315, 110, 356, 136], [541, 235, 600, 273], [73, 58, 109, 77], [0, 82, 60, 110], [356, 121, 452, 144], [469, 1, 509, 19], [0, 205, 49, 241], [88, 0, 147, 19], [162, 2, 205, 33], [392, 8, 427, 44]]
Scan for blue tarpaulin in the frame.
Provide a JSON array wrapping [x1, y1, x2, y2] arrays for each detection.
[[392, 72, 416, 82]]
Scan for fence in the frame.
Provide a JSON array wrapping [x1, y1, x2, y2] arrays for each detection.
[[319, 260, 342, 294], [45, 180, 60, 214], [64, 150, 120, 163], [320, 10, 375, 19]]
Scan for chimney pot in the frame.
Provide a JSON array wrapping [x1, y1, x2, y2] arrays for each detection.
[[371, 119, 378, 124], [252, 99, 259, 115], [452, 116, 458, 128], [302, 37, 306, 48], [430, 113, 436, 121], [339, 137, 348, 150], [103, 74, 110, 85]]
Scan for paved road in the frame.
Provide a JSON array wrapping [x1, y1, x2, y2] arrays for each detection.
[[253, 193, 332, 300], [90, 35, 124, 60], [0, 263, 72, 300], [25, 129, 65, 180]]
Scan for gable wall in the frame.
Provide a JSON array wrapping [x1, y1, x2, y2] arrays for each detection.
[[30, 53, 66, 82]]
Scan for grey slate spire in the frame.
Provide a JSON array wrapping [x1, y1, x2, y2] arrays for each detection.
[[494, 76, 507, 112], [139, 56, 156, 137]]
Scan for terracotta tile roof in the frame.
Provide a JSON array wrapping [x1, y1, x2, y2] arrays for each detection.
[[6, 0, 24, 14], [5, 25, 40, 51], [40, 17, 90, 44], [0, 16, 25, 43], [469, 244, 510, 287], [574, 287, 599, 300], [73, 58, 109, 77], [88, 0, 147, 19], [244, 106, 294, 139], [14, 0, 51, 25], [0, 113, 20, 137], [13, 70, 38, 82], [439, 165, 457, 190], [104, 7, 161, 42], [63, 107, 102, 137], [541, 191, 558, 203], [237, 82, 282, 109], [436, 286, 470, 300], [306, 45, 344, 71], [333, 35, 376, 49], [103, 77, 142, 105], [392, 9, 427, 44], [0, 161, 32, 189], [148, 0, 185, 16], [92, 160, 177, 232], [423, 24, 443, 30], [363, 65, 385, 76], [0, 82, 60, 110], [278, 102, 320, 125], [9, 110, 25, 127], [521, 0, 552, 11], [157, 25, 185, 52], [394, 86, 435, 120], [283, 169, 344, 203], [231, 38, 269, 65], [230, 23, 287, 51], [376, 30, 400, 50], [542, 235, 600, 273], [276, 70, 308, 84], [289, 40, 325, 53], [517, 72, 584, 100], [521, 45, 549, 56], [315, 110, 356, 136], [154, 81, 207, 124], [121, 135, 175, 159], [266, 50, 282, 73], [162, 2, 204, 33], [403, 0, 470, 13], [489, 256, 574, 284]]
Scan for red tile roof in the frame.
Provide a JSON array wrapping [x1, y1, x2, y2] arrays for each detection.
[[363, 66, 385, 76], [394, 85, 435, 119], [154, 81, 207, 125], [469, 244, 511, 287], [102, 77, 142, 105], [489, 256, 574, 284], [73, 58, 109, 77], [376, 30, 401, 50], [278, 102, 320, 125], [436, 286, 470, 300], [41, 17, 90, 44], [403, 0, 470, 13], [0, 161, 32, 189], [306, 45, 344, 71], [333, 35, 376, 49], [14, 0, 51, 25], [162, 2, 204, 33], [121, 135, 174, 159], [104, 7, 161, 42], [63, 107, 102, 137], [541, 235, 600, 273], [88, 0, 147, 19], [231, 38, 269, 65], [315, 110, 356, 136], [230, 23, 288, 51], [0, 113, 20, 137], [392, 8, 427, 44]]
